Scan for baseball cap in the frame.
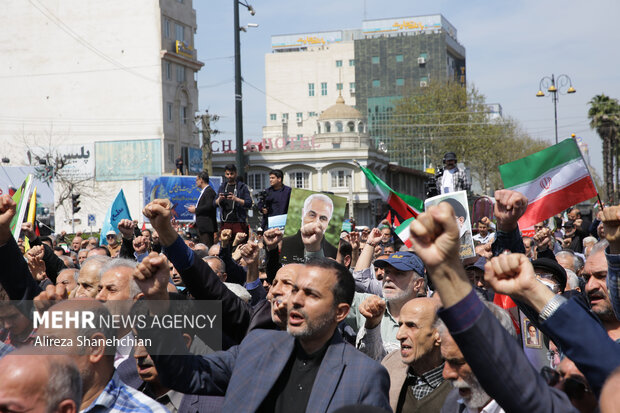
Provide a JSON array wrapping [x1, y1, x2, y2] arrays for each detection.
[[465, 256, 487, 273], [106, 230, 117, 236], [443, 152, 457, 161], [374, 251, 425, 275]]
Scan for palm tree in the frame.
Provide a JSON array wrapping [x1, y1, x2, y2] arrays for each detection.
[[588, 94, 620, 203]]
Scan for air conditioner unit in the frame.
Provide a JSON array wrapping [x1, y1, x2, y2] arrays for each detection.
[[282, 118, 288, 124], [349, 89, 356, 95], [417, 57, 426, 65], [420, 81, 428, 87]]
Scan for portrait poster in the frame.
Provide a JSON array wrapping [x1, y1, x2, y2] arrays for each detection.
[[424, 190, 475, 259], [522, 317, 542, 349], [281, 189, 346, 264], [143, 176, 221, 222]]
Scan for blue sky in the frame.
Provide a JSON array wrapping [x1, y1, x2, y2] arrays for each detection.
[[194, 0, 620, 177]]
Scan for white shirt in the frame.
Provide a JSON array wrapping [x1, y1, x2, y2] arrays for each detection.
[[441, 168, 456, 194], [195, 185, 207, 208], [461, 398, 504, 413], [473, 232, 495, 244]]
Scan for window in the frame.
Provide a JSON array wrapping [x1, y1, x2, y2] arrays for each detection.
[[167, 102, 173, 121], [330, 170, 352, 189], [308, 83, 315, 97], [175, 23, 184, 42], [349, 82, 356, 91], [336, 60, 342, 67], [396, 54, 404, 62], [289, 171, 310, 189], [270, 113, 277, 121], [247, 173, 267, 191], [336, 121, 343, 132], [180, 106, 187, 124], [372, 79, 380, 88], [336, 83, 343, 91], [321, 82, 327, 96], [282, 113, 289, 121], [396, 78, 405, 86], [164, 18, 171, 38], [296, 134, 303, 138], [347, 121, 355, 132], [325, 122, 331, 132], [371, 56, 380, 64], [308, 111, 317, 117], [165, 62, 172, 80], [167, 144, 175, 163], [349, 59, 355, 66], [176, 66, 185, 82], [296, 112, 303, 123]]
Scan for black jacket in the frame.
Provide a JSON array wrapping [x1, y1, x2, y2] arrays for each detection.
[[196, 186, 218, 233]]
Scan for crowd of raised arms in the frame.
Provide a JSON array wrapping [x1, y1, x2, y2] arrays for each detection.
[[1, 165, 620, 413]]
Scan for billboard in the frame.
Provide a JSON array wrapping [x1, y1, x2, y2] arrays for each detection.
[[362, 15, 456, 39], [27, 144, 95, 181], [96, 139, 161, 181], [188, 147, 203, 174], [271, 31, 343, 50], [143, 175, 222, 222]]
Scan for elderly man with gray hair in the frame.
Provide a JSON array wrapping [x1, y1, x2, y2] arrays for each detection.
[[0, 349, 82, 413], [281, 192, 338, 262]]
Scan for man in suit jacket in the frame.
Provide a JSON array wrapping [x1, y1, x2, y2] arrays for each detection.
[[410, 201, 579, 412], [186, 171, 217, 247], [281, 192, 338, 263], [133, 245, 391, 413]]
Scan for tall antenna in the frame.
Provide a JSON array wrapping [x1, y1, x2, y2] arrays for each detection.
[[363, 0, 367, 20]]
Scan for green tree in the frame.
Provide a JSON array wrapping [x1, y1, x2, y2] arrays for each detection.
[[587, 94, 620, 203], [390, 81, 548, 194]]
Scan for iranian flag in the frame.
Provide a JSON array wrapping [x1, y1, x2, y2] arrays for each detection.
[[357, 162, 423, 247], [357, 163, 424, 219], [499, 138, 598, 228], [394, 217, 415, 248]]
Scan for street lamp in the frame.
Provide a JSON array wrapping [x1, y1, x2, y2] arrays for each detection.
[[234, 0, 256, 179], [536, 74, 576, 144]]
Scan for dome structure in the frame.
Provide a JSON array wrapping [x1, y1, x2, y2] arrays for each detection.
[[318, 95, 362, 121]]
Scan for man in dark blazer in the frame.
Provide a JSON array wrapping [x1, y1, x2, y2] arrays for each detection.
[[409, 201, 582, 412], [281, 192, 338, 263], [133, 246, 391, 413], [186, 171, 217, 247]]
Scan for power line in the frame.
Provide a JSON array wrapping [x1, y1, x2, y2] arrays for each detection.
[[28, 0, 159, 84]]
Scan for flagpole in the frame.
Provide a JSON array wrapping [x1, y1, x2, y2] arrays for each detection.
[[572, 135, 605, 211]]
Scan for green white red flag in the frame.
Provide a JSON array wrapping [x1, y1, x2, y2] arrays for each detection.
[[9, 174, 33, 241], [357, 163, 424, 219], [394, 217, 415, 248], [499, 138, 598, 228]]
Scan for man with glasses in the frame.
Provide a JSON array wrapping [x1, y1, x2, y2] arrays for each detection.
[[104, 230, 121, 257]]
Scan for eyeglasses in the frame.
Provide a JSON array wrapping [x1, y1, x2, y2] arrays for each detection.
[[106, 235, 116, 239]]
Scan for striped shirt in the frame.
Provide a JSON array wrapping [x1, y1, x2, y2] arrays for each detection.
[[406, 363, 445, 400]]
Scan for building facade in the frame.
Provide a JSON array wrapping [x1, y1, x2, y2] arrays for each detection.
[[263, 15, 465, 171], [0, 0, 203, 232], [214, 97, 429, 227]]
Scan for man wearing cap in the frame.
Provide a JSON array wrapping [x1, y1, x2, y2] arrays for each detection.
[[346, 251, 427, 360], [105, 230, 121, 257], [436, 152, 470, 195]]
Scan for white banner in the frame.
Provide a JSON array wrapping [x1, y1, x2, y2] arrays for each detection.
[[28, 144, 95, 181]]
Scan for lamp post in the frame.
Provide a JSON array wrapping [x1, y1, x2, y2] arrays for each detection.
[[536, 74, 576, 144], [234, 0, 256, 179]]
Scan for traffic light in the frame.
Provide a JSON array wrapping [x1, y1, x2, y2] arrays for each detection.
[[72, 193, 81, 214]]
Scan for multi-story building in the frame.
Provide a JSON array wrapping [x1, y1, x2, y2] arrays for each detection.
[[0, 0, 203, 232], [263, 15, 465, 170]]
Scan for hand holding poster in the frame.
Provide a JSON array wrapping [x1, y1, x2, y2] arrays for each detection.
[[424, 190, 475, 259], [281, 189, 346, 264]]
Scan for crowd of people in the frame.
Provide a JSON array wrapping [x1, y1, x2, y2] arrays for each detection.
[[1, 165, 620, 413]]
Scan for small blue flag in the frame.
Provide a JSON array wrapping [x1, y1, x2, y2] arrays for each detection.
[[99, 189, 132, 246]]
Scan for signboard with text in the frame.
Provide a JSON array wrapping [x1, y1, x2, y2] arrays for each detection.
[[143, 176, 222, 222], [96, 139, 161, 181], [27, 144, 95, 181]]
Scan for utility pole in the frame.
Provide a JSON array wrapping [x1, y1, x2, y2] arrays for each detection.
[[196, 110, 219, 175]]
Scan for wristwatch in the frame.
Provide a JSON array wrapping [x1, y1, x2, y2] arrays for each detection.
[[539, 295, 567, 322]]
